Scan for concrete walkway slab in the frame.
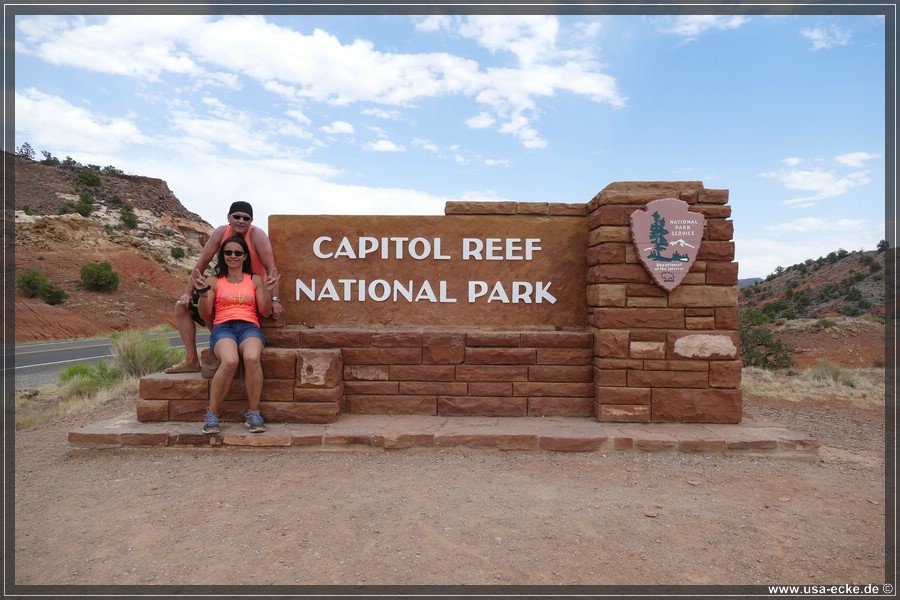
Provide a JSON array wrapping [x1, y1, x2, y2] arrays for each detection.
[[67, 412, 820, 460]]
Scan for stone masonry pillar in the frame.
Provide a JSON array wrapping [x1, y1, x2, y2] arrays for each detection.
[[587, 182, 742, 423]]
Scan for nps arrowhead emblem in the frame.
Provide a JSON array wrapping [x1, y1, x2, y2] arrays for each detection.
[[630, 198, 705, 291]]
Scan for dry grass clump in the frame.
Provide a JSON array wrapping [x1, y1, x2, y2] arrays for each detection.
[[742, 363, 885, 409], [15, 376, 139, 430], [775, 315, 884, 333]]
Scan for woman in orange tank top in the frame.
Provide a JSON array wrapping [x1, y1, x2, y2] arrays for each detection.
[[192, 236, 280, 434]]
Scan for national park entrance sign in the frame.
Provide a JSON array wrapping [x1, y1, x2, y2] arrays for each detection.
[[138, 181, 741, 426]]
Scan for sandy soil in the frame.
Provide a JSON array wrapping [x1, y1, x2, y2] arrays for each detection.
[[12, 385, 888, 590]]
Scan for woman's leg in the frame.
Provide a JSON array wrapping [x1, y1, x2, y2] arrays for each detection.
[[209, 338, 240, 416], [239, 337, 264, 412]]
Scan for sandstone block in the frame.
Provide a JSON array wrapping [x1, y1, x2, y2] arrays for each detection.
[[528, 365, 593, 382], [267, 401, 341, 424], [698, 188, 729, 204], [400, 381, 468, 396], [465, 347, 536, 365], [587, 243, 625, 265], [348, 394, 437, 415], [715, 307, 740, 329], [454, 365, 529, 382], [520, 331, 593, 348], [467, 382, 512, 396], [537, 347, 594, 365], [628, 370, 709, 389], [343, 380, 398, 395], [444, 201, 517, 214], [300, 329, 374, 348], [516, 201, 549, 215], [260, 348, 298, 379], [594, 329, 629, 358], [589, 264, 649, 283], [594, 368, 627, 387], [372, 332, 423, 347], [466, 332, 521, 347], [390, 365, 456, 381], [686, 316, 717, 330], [437, 396, 527, 417], [422, 333, 465, 364], [296, 348, 343, 387], [707, 219, 734, 241], [140, 374, 208, 400], [705, 262, 739, 285], [343, 365, 390, 381], [709, 360, 742, 388], [513, 382, 594, 397], [626, 297, 668, 308], [597, 404, 651, 422], [587, 284, 626, 307], [651, 388, 742, 423], [136, 399, 168, 422], [671, 332, 739, 359], [263, 328, 301, 347], [294, 384, 345, 403], [697, 241, 735, 261], [593, 308, 684, 329], [596, 387, 650, 405], [668, 285, 738, 308], [342, 347, 421, 366], [630, 341, 665, 359], [527, 396, 594, 417], [549, 203, 585, 216]]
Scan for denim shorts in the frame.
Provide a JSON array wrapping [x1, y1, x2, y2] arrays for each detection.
[[209, 320, 266, 351]]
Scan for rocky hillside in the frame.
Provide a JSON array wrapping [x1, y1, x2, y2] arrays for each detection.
[[739, 247, 888, 320], [13, 153, 213, 342]]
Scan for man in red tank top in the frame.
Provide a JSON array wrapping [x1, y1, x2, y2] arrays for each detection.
[[165, 201, 283, 373]]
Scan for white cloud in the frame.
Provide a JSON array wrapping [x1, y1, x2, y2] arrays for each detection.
[[364, 140, 405, 152], [458, 15, 559, 68], [484, 159, 510, 167], [361, 107, 401, 120], [15, 88, 147, 152], [834, 151, 880, 168], [765, 216, 868, 234], [320, 121, 355, 135], [736, 232, 882, 278], [801, 26, 851, 50], [466, 112, 495, 129], [760, 154, 875, 207], [411, 138, 440, 154], [15, 14, 626, 150], [664, 16, 748, 38]]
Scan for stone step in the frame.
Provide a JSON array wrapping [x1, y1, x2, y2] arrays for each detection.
[[68, 413, 820, 459]]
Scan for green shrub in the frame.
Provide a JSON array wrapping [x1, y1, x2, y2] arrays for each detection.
[[74, 201, 93, 217], [22, 205, 32, 215], [41, 285, 68, 305], [739, 309, 794, 370], [108, 195, 123, 207], [77, 168, 101, 187], [171, 247, 186, 259], [57, 204, 71, 215], [16, 268, 51, 298], [18, 268, 68, 304], [110, 329, 181, 377], [120, 205, 137, 228], [80, 261, 120, 291]]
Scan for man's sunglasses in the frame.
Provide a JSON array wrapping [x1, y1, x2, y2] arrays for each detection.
[[231, 214, 252, 221], [223, 250, 245, 257]]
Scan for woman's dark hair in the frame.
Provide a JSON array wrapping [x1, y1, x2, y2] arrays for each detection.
[[214, 235, 252, 277]]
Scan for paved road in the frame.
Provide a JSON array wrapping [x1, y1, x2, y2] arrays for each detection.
[[13, 332, 211, 389]]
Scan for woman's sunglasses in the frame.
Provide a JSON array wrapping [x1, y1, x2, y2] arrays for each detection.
[[223, 250, 245, 257], [231, 214, 252, 221]]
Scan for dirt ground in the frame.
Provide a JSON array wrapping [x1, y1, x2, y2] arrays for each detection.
[[11, 383, 889, 590]]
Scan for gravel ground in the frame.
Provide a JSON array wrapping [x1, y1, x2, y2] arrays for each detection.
[[10, 390, 889, 593]]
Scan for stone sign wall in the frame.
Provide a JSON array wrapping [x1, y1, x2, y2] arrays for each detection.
[[137, 182, 741, 425], [268, 211, 588, 329]]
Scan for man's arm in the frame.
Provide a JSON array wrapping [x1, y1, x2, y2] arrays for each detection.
[[251, 227, 279, 293], [182, 226, 226, 297]]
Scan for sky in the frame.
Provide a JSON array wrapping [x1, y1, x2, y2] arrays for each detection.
[[10, 6, 891, 279]]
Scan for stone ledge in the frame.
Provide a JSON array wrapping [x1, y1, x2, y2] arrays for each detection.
[[68, 412, 820, 459]]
